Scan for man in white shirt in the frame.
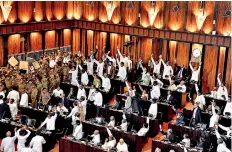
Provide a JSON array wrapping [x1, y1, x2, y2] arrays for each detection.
[[150, 81, 160, 100], [20, 90, 29, 107], [8, 99, 18, 120], [218, 124, 232, 138], [30, 132, 46, 152], [1, 131, 17, 152], [160, 57, 173, 79], [107, 116, 116, 127], [120, 119, 128, 132], [215, 128, 231, 152], [151, 54, 161, 75], [16, 127, 31, 152], [63, 53, 70, 64], [99, 73, 111, 93], [94, 59, 105, 76], [73, 121, 83, 140], [86, 57, 94, 75], [20, 142, 33, 152], [69, 66, 78, 85], [116, 138, 128, 152], [217, 73, 228, 100], [189, 61, 201, 82], [195, 91, 205, 110], [57, 103, 68, 113], [78, 65, 89, 86], [148, 99, 158, 119], [39, 109, 57, 131], [102, 136, 116, 150], [7, 87, 20, 103], [223, 98, 232, 116], [52, 86, 64, 98], [209, 101, 219, 129], [137, 117, 149, 136], [181, 134, 190, 148], [93, 89, 103, 117], [140, 64, 150, 86], [91, 130, 100, 145], [150, 75, 163, 88], [127, 56, 133, 71], [123, 91, 132, 113], [211, 87, 217, 98], [88, 86, 95, 102], [116, 59, 127, 81], [117, 47, 129, 67], [76, 82, 86, 100], [49, 57, 56, 68]]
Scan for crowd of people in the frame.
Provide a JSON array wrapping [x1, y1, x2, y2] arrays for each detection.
[[0, 45, 231, 152]]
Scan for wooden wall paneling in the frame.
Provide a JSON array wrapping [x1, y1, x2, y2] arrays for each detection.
[[152, 39, 162, 61], [140, 1, 150, 28], [176, 42, 190, 67], [8, 34, 21, 55], [141, 38, 152, 64], [63, 29, 71, 46], [168, 41, 177, 68], [45, 31, 55, 49], [72, 29, 80, 54], [165, 1, 187, 31], [111, 1, 121, 24], [123, 35, 131, 55], [45, 1, 53, 21], [18, 1, 33, 23], [162, 40, 168, 61], [94, 31, 107, 59], [83, 1, 99, 21], [110, 33, 122, 56], [30, 32, 42, 51], [154, 1, 165, 29], [131, 36, 137, 64], [66, 1, 74, 19], [217, 47, 226, 79], [201, 1, 215, 34], [122, 1, 139, 26], [0, 37, 4, 66], [99, 1, 108, 23], [73, 2, 83, 19], [81, 29, 86, 56], [0, 3, 4, 24], [216, 2, 231, 35], [53, 2, 66, 20], [86, 30, 94, 55], [202, 46, 219, 93], [34, 1, 44, 22], [7, 2, 17, 24], [225, 48, 231, 94], [186, 1, 199, 33]]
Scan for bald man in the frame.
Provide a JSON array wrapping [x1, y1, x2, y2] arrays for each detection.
[[116, 138, 128, 152], [1, 130, 17, 152]]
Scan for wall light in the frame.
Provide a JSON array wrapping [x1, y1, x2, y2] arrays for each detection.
[[148, 2, 159, 26], [195, 2, 207, 31], [0, 1, 12, 22], [106, 1, 115, 21]]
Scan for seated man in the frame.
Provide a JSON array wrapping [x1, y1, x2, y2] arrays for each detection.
[[176, 81, 186, 93], [116, 138, 128, 152], [117, 118, 128, 132], [179, 134, 190, 148], [175, 112, 185, 125], [137, 117, 149, 136], [90, 130, 100, 146], [107, 116, 115, 128], [160, 126, 176, 143], [102, 136, 116, 150]]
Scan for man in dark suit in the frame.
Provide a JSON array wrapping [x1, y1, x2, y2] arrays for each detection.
[[106, 61, 115, 79], [190, 103, 202, 127], [174, 63, 187, 79], [0, 96, 11, 119], [160, 126, 176, 143]]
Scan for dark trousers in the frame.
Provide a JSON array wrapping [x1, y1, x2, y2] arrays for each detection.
[[95, 105, 100, 117]]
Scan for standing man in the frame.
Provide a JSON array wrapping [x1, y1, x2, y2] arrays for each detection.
[[93, 89, 103, 117], [1, 130, 17, 152], [16, 126, 31, 152], [30, 131, 46, 152]]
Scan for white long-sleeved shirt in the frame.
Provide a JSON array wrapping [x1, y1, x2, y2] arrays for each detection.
[[116, 59, 127, 81], [99, 75, 111, 92], [195, 95, 205, 110], [218, 124, 232, 138], [120, 122, 128, 132], [7, 90, 20, 102], [20, 93, 29, 107], [79, 66, 89, 86], [40, 113, 57, 131], [150, 76, 163, 87], [189, 63, 201, 82], [93, 92, 103, 106], [73, 124, 83, 139], [128, 59, 132, 71], [86, 60, 94, 75], [223, 101, 232, 116], [209, 104, 219, 128], [91, 134, 100, 145], [117, 49, 129, 67], [57, 106, 68, 113], [49, 60, 56, 68], [88, 89, 95, 101], [137, 117, 149, 136], [215, 130, 231, 152], [0, 136, 16, 152], [16, 129, 31, 151], [67, 106, 79, 119], [108, 120, 115, 127], [182, 138, 190, 148], [94, 60, 104, 76], [116, 142, 128, 152], [151, 57, 161, 74], [161, 59, 173, 79], [76, 88, 86, 100], [69, 69, 78, 85], [30, 135, 46, 152], [150, 85, 160, 99], [217, 77, 228, 100], [52, 89, 64, 97], [63, 57, 70, 64], [148, 103, 157, 118]]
